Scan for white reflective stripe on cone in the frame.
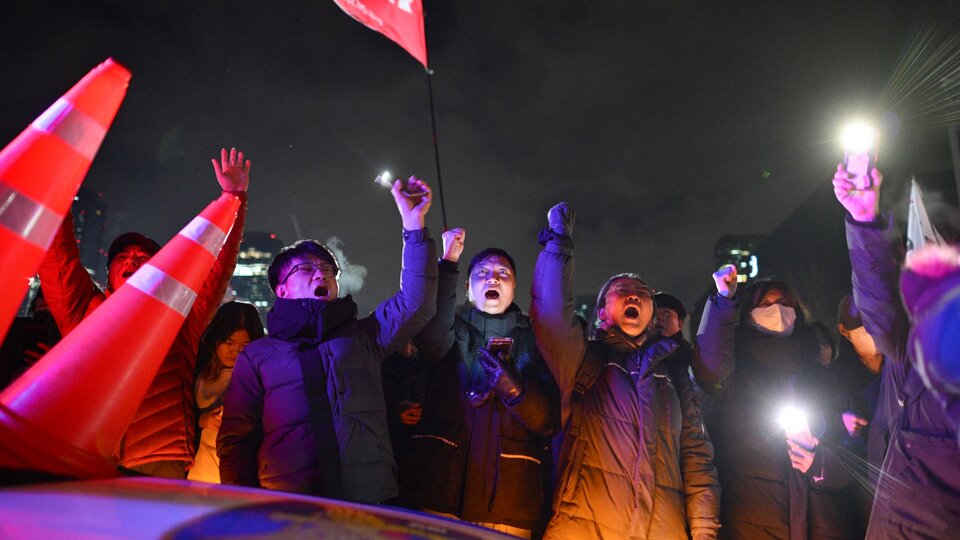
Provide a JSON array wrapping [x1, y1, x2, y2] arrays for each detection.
[[0, 182, 63, 248], [31, 98, 107, 161], [178, 216, 227, 257], [125, 264, 198, 318]]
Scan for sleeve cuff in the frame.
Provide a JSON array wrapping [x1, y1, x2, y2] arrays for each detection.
[[402, 227, 430, 243], [438, 259, 459, 273]]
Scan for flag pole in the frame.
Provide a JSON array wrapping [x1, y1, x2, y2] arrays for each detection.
[[424, 67, 448, 231]]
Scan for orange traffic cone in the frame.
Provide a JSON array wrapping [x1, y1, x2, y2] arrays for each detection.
[[0, 192, 241, 478], [0, 58, 130, 339]]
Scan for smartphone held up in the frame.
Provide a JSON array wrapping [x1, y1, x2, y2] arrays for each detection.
[[375, 171, 428, 198], [841, 121, 878, 190]]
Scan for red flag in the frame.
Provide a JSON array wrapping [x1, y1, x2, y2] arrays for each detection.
[[333, 0, 427, 67]]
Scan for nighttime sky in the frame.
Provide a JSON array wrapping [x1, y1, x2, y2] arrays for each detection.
[[1, 0, 955, 313]]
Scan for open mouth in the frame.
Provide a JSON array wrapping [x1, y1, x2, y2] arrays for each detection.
[[624, 306, 640, 320], [314, 286, 329, 298], [122, 271, 135, 278], [484, 290, 500, 300]]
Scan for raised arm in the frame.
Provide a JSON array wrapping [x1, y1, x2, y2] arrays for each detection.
[[37, 211, 104, 335], [691, 265, 739, 394], [530, 203, 585, 423], [371, 177, 438, 354], [833, 165, 910, 364], [217, 350, 263, 487], [180, 148, 251, 350], [413, 228, 465, 362]]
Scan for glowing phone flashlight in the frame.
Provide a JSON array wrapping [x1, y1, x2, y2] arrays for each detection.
[[374, 170, 393, 189], [778, 405, 809, 435], [841, 121, 878, 190]]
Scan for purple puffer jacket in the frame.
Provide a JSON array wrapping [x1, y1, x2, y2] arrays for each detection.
[[218, 229, 437, 504], [846, 215, 960, 539]]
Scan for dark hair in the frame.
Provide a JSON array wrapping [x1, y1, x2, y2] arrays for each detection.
[[737, 278, 809, 325], [467, 248, 517, 278], [267, 239, 340, 292], [811, 320, 839, 363], [196, 302, 265, 383], [653, 292, 687, 321], [836, 294, 863, 330]]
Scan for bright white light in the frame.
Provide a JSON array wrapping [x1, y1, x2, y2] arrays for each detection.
[[841, 122, 876, 154], [374, 170, 393, 188], [748, 255, 759, 278], [778, 405, 808, 434]]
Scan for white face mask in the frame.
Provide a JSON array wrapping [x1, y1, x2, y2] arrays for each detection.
[[750, 304, 797, 336]]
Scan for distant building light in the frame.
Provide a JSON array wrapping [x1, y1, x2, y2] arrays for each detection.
[[729, 249, 741, 255], [748, 255, 759, 278]]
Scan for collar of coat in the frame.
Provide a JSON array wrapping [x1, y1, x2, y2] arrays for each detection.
[[267, 296, 358, 344], [457, 302, 528, 335]]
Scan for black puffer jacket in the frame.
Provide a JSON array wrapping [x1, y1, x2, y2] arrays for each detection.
[[693, 294, 863, 540], [218, 229, 437, 504], [402, 260, 559, 530]]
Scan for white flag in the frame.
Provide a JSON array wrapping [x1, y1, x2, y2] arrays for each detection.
[[906, 177, 945, 256]]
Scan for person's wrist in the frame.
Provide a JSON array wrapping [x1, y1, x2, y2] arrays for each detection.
[[401, 216, 425, 230], [850, 209, 877, 223]]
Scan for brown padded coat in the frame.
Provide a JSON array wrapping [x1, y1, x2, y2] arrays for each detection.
[[530, 234, 721, 540], [37, 192, 246, 469]]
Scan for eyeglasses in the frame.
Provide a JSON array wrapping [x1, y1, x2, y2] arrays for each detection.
[[606, 282, 652, 299], [280, 262, 337, 286]]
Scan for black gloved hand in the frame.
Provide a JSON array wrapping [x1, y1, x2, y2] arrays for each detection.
[[477, 348, 525, 405]]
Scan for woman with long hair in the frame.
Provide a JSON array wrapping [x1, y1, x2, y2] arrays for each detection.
[[693, 268, 863, 539], [187, 301, 264, 483]]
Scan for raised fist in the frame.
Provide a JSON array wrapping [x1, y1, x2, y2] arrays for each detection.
[[442, 228, 466, 263], [548, 202, 575, 237], [713, 264, 738, 298]]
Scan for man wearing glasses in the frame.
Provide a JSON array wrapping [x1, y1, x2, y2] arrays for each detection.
[[218, 177, 438, 505]]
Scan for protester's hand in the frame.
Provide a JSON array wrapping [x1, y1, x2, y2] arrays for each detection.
[[212, 147, 251, 192], [477, 348, 525, 404], [199, 406, 223, 431], [398, 401, 423, 425], [22, 342, 51, 366], [713, 264, 738, 298], [392, 176, 432, 230], [548, 202, 575, 238], [833, 163, 881, 223], [442, 228, 466, 263], [787, 437, 818, 473], [841, 411, 869, 438]]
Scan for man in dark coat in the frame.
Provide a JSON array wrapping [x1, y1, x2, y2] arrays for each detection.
[[217, 177, 438, 505], [833, 163, 960, 538], [402, 228, 559, 538], [531, 202, 720, 540]]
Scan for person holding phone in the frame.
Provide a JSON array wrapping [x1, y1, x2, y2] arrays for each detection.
[[403, 229, 559, 539], [834, 164, 960, 538], [693, 264, 864, 538], [218, 177, 438, 505]]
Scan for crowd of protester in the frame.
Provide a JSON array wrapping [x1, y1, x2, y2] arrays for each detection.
[[2, 147, 959, 539]]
